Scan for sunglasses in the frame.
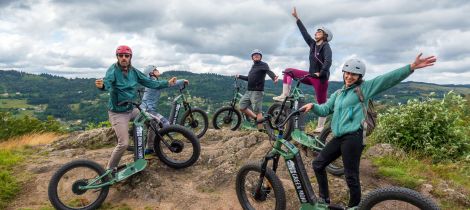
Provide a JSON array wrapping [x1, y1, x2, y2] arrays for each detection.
[[117, 54, 131, 58]]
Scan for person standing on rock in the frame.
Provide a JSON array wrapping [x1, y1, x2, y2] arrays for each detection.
[[236, 49, 278, 130], [300, 53, 437, 208], [273, 7, 333, 133], [95, 45, 177, 170], [140, 65, 189, 155]]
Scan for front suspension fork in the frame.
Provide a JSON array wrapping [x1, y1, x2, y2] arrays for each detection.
[[254, 153, 280, 199]]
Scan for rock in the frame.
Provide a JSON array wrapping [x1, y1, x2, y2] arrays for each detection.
[[50, 148, 86, 158], [365, 143, 405, 158], [437, 181, 470, 206], [48, 127, 117, 151], [420, 183, 434, 197], [28, 164, 56, 174]]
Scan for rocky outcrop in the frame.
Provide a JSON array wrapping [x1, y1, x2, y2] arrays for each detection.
[[47, 127, 117, 151]]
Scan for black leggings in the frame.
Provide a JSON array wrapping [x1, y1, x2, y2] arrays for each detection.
[[312, 129, 364, 207]]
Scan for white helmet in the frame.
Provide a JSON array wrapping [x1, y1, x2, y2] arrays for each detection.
[[143, 65, 157, 76], [318, 27, 333, 42], [342, 59, 366, 76], [251, 49, 263, 58]]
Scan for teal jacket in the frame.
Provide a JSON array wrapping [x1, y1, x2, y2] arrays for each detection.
[[312, 65, 414, 137], [101, 63, 169, 112]]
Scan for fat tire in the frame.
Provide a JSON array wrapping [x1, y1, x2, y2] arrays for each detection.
[[154, 125, 200, 169], [358, 186, 440, 210], [48, 159, 109, 210], [236, 162, 286, 210], [212, 106, 242, 130]]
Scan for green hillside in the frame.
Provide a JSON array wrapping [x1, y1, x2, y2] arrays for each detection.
[[1, 70, 469, 130]]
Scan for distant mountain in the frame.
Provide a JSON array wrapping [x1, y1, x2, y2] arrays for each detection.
[[1, 70, 469, 130]]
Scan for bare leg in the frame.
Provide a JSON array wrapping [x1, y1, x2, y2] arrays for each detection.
[[256, 113, 264, 129], [240, 108, 257, 119]]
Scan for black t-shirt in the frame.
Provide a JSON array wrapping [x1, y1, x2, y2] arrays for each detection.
[[239, 61, 276, 91]]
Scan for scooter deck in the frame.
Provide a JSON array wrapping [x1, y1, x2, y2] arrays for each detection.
[[291, 129, 320, 149], [115, 159, 148, 181]]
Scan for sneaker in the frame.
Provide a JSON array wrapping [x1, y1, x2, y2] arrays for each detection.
[[273, 95, 286, 102], [144, 149, 155, 155], [313, 126, 324, 133], [318, 197, 330, 204]]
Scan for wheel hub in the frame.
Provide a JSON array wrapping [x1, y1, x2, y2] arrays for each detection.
[[72, 179, 89, 195], [223, 116, 233, 124], [190, 119, 199, 128], [252, 186, 269, 201], [170, 140, 184, 153]]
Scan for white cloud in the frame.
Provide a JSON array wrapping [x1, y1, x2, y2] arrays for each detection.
[[0, 0, 469, 84]]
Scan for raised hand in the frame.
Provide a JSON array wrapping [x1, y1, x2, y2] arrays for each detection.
[[95, 79, 104, 89], [168, 77, 177, 86], [292, 7, 299, 20], [410, 53, 437, 71]]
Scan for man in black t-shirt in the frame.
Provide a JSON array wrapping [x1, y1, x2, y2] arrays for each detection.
[[237, 49, 278, 129]]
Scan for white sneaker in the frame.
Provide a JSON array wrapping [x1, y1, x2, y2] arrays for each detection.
[[314, 117, 327, 133], [314, 126, 324, 133], [273, 95, 286, 102]]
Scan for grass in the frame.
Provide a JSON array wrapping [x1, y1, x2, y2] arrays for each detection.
[[372, 154, 470, 210], [0, 99, 33, 109], [70, 103, 80, 112], [372, 155, 426, 189], [0, 149, 24, 209], [0, 133, 60, 209], [14, 110, 35, 118], [0, 99, 40, 118], [0, 133, 61, 150]]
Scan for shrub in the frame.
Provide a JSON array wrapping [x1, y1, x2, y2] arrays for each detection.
[[0, 112, 65, 141], [371, 91, 469, 162], [85, 120, 111, 130]]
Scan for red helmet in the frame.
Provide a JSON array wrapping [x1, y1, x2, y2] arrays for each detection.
[[116, 45, 132, 55]]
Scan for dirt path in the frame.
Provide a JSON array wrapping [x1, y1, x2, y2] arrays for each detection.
[[8, 129, 403, 210]]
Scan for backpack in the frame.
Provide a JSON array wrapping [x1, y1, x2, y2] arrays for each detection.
[[354, 86, 377, 137]]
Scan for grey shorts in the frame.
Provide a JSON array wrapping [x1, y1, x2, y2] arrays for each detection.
[[239, 91, 264, 113]]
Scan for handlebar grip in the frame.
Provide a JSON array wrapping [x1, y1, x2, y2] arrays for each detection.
[[117, 101, 130, 106]]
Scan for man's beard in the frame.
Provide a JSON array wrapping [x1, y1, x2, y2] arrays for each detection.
[[119, 60, 131, 68]]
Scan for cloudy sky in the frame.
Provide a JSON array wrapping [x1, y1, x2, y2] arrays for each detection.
[[1, 0, 469, 84]]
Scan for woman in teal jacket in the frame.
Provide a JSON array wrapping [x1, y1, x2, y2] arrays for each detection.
[[301, 53, 436, 208]]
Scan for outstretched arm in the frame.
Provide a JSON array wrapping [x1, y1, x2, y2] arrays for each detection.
[[265, 64, 278, 84], [301, 90, 338, 117], [362, 53, 437, 99], [293, 7, 315, 46], [137, 69, 170, 89], [237, 74, 248, 81]]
